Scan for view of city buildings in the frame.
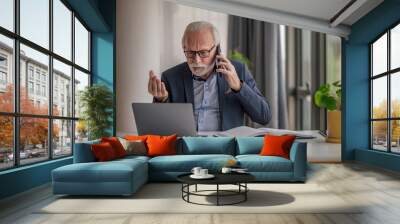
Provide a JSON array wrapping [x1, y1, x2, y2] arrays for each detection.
[[0, 40, 88, 169]]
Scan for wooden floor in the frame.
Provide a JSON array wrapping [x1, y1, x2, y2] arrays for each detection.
[[1, 162, 400, 224]]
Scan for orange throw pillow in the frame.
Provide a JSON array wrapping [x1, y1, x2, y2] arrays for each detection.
[[146, 134, 177, 157], [259, 134, 296, 159], [91, 142, 117, 161], [101, 137, 127, 158]]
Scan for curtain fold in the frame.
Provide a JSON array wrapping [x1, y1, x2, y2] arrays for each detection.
[[228, 16, 327, 130]]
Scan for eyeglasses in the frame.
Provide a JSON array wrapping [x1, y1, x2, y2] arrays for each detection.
[[184, 45, 215, 59]]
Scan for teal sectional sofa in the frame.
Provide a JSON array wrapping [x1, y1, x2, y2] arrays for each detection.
[[52, 137, 307, 196]]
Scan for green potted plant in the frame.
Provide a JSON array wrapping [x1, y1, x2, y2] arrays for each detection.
[[79, 84, 114, 140], [314, 81, 341, 143], [228, 50, 252, 69]]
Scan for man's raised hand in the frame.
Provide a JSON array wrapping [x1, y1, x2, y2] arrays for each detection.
[[148, 70, 168, 102]]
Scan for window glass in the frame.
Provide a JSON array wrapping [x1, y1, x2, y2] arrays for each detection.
[[75, 120, 88, 143], [372, 121, 388, 151], [53, 0, 72, 60], [0, 0, 14, 31], [391, 120, 400, 153], [372, 77, 387, 119], [74, 18, 89, 70], [391, 24, 400, 70], [53, 119, 72, 158], [20, 117, 49, 165], [0, 116, 14, 170], [53, 59, 72, 117], [20, 0, 49, 49], [391, 72, 400, 118], [74, 69, 89, 118], [0, 35, 14, 113], [20, 44, 49, 115], [372, 33, 387, 76]]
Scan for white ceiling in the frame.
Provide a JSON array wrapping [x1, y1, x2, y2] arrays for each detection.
[[225, 0, 352, 23], [165, 0, 384, 37]]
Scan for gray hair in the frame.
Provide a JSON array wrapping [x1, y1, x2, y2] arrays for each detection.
[[181, 21, 220, 47]]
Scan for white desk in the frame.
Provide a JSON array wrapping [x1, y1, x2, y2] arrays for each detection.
[[297, 131, 341, 163]]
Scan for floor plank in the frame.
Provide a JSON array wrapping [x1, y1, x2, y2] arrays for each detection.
[[1, 162, 400, 224]]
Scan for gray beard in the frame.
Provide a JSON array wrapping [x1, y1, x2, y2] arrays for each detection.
[[189, 61, 215, 77]]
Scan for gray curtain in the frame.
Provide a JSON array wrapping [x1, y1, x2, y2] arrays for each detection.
[[228, 16, 327, 130], [228, 17, 288, 129]]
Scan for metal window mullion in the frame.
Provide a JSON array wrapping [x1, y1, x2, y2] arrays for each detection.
[[88, 31, 91, 76], [48, 0, 54, 160], [13, 0, 20, 167], [372, 118, 399, 121], [71, 11, 76, 155], [387, 30, 391, 152], [370, 45, 373, 150]]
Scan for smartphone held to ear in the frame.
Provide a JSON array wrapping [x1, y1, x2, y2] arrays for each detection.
[[215, 44, 222, 70]]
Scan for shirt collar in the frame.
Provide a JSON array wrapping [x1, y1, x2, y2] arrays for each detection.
[[192, 72, 215, 82]]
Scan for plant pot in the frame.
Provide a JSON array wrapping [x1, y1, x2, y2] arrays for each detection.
[[326, 110, 341, 143]]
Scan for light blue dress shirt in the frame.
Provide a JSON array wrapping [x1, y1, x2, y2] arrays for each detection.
[[193, 73, 221, 131]]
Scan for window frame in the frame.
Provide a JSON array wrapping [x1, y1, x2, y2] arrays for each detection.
[[370, 20, 400, 154], [0, 0, 92, 171]]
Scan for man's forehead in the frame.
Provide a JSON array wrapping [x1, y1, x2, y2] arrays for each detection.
[[183, 31, 214, 49]]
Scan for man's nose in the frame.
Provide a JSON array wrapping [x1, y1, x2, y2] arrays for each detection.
[[193, 53, 202, 63]]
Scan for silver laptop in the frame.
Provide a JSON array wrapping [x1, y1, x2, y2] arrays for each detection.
[[132, 103, 197, 136]]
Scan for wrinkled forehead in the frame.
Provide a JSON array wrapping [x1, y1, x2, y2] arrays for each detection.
[[183, 30, 215, 51]]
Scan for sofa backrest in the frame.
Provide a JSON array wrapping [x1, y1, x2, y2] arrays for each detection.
[[73, 139, 100, 163], [75, 136, 305, 161], [179, 137, 236, 155], [235, 137, 264, 155]]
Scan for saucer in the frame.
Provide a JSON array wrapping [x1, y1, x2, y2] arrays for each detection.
[[190, 174, 215, 179]]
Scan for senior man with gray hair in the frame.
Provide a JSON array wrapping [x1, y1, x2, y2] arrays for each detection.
[[148, 21, 271, 131]]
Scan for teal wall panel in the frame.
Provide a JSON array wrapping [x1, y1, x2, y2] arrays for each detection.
[[343, 0, 400, 172]]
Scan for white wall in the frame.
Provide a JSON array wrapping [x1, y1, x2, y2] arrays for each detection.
[[160, 2, 229, 70], [116, 0, 228, 136]]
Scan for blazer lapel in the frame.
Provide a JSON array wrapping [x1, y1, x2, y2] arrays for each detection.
[[217, 73, 226, 129], [182, 64, 194, 105]]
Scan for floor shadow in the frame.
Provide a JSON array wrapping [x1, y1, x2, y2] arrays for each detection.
[[202, 190, 295, 207], [56, 183, 182, 200]]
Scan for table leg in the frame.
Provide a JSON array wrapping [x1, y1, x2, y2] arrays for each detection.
[[187, 184, 190, 202], [217, 184, 219, 206], [181, 184, 183, 199], [245, 183, 247, 201]]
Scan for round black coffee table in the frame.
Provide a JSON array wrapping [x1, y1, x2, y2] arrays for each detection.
[[177, 173, 255, 206]]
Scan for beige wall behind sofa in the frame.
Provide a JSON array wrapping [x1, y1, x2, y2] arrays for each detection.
[[116, 0, 228, 136]]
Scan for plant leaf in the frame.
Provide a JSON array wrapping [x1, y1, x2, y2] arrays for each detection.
[[325, 96, 337, 111]]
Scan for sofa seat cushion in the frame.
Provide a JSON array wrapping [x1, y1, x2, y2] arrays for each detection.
[[236, 155, 293, 172], [116, 155, 150, 163], [52, 159, 147, 183], [149, 154, 235, 172]]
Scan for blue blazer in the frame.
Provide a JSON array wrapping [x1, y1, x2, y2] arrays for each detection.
[[154, 61, 272, 131]]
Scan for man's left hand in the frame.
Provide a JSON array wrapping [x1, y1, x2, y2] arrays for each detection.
[[216, 55, 241, 92]]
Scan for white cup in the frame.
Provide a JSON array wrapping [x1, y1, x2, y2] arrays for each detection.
[[200, 169, 208, 176], [221, 167, 232, 174], [191, 167, 202, 176]]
